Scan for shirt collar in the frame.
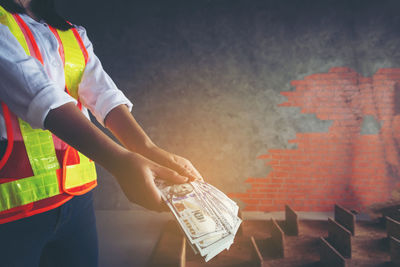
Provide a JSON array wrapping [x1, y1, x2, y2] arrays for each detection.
[[19, 13, 47, 26]]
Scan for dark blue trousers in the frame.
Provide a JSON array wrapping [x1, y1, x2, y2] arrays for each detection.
[[0, 192, 98, 267]]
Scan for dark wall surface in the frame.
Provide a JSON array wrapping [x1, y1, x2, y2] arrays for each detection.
[[56, 0, 400, 210]]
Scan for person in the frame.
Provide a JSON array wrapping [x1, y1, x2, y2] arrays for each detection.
[[0, 0, 203, 266]]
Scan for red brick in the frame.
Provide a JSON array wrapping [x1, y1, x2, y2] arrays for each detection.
[[274, 166, 295, 172], [245, 177, 269, 183], [227, 193, 248, 198], [251, 183, 270, 188], [258, 188, 278, 193], [241, 199, 260, 205], [274, 199, 289, 206], [249, 193, 266, 199], [248, 188, 263, 193], [260, 199, 274, 205], [244, 206, 259, 211], [268, 159, 280, 165], [267, 183, 283, 188], [273, 171, 289, 178]]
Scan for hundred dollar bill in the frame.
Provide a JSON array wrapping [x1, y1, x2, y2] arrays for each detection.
[[204, 236, 234, 262], [187, 185, 239, 257], [194, 229, 232, 257], [156, 180, 227, 244], [196, 181, 239, 215], [192, 182, 241, 234], [193, 182, 238, 215], [193, 181, 238, 215], [186, 239, 199, 255], [201, 192, 241, 236]]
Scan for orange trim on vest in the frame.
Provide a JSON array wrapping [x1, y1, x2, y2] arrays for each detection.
[[0, 194, 73, 224], [0, 104, 14, 170], [71, 27, 89, 65], [13, 14, 44, 64], [61, 146, 97, 196], [49, 27, 65, 67]]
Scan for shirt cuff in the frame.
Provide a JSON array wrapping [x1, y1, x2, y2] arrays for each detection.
[[27, 85, 78, 129], [92, 90, 133, 126]]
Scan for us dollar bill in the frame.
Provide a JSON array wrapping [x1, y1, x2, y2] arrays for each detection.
[[195, 232, 233, 257], [192, 182, 241, 235], [204, 235, 234, 262], [193, 182, 241, 230], [156, 179, 241, 262], [195, 181, 239, 215], [187, 182, 240, 259], [156, 180, 227, 244]]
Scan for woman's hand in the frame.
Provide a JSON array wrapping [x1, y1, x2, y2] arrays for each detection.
[[142, 145, 204, 182], [113, 151, 190, 211], [104, 105, 204, 182]]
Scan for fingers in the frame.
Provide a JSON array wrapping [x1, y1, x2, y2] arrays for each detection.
[[154, 165, 189, 184], [173, 164, 199, 182], [171, 156, 204, 181], [185, 162, 204, 181]]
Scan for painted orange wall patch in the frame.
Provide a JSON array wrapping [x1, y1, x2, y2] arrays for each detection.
[[229, 67, 400, 212]]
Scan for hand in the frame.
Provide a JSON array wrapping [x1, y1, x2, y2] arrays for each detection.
[[143, 145, 204, 182], [103, 105, 204, 181], [113, 151, 189, 211]]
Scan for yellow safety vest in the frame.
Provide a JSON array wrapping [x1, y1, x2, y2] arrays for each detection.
[[0, 6, 97, 214]]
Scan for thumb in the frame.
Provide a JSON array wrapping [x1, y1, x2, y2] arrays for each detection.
[[146, 181, 166, 212], [168, 162, 199, 182], [171, 162, 203, 182], [154, 165, 189, 184]]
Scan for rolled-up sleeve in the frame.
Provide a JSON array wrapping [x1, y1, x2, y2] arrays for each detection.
[[0, 24, 77, 129], [76, 26, 133, 126]]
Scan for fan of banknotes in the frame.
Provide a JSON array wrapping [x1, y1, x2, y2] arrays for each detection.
[[156, 179, 242, 262]]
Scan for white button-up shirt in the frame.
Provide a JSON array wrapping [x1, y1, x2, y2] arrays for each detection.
[[0, 13, 133, 140]]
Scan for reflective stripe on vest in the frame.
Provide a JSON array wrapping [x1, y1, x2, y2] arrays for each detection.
[[57, 28, 87, 100], [0, 6, 97, 212]]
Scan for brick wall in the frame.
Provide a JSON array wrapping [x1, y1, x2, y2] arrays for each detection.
[[229, 67, 400, 212]]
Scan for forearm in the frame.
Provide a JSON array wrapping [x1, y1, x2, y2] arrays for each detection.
[[44, 102, 128, 174], [104, 104, 155, 155]]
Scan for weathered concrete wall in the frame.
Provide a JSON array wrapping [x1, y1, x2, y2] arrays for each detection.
[[57, 0, 400, 210]]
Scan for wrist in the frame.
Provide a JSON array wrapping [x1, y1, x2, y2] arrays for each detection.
[[139, 145, 174, 168], [133, 140, 157, 156], [103, 147, 133, 175]]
